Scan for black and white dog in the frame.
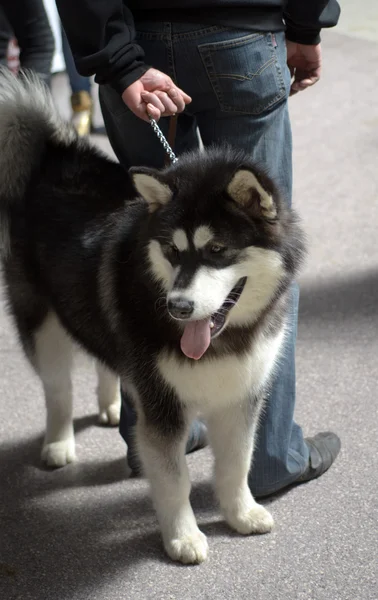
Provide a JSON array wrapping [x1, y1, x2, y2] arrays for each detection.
[[0, 70, 305, 564]]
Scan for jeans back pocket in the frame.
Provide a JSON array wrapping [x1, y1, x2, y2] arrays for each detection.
[[198, 32, 288, 115]]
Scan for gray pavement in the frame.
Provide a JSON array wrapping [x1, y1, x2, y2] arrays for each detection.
[[1, 30, 378, 600]]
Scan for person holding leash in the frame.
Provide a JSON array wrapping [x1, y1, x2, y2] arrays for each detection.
[[56, 0, 341, 498]]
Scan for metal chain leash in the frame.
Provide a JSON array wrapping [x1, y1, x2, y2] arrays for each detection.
[[149, 116, 178, 164]]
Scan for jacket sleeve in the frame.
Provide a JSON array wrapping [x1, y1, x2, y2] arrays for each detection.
[[284, 0, 341, 45], [55, 0, 149, 93]]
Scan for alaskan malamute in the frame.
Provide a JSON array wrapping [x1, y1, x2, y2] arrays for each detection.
[[0, 70, 305, 564]]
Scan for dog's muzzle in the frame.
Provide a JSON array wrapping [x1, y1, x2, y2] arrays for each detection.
[[167, 277, 247, 360]]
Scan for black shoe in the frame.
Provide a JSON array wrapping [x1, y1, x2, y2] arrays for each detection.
[[253, 431, 341, 499], [297, 431, 341, 483], [127, 420, 208, 475]]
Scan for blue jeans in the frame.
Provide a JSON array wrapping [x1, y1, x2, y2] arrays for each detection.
[[61, 27, 91, 94], [99, 22, 309, 496]]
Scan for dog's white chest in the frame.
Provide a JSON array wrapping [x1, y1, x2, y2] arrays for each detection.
[[157, 328, 285, 412]]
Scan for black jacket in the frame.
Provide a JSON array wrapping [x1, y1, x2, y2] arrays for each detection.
[[56, 1, 340, 94]]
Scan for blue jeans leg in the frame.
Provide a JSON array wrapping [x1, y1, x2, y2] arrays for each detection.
[[99, 23, 309, 492], [61, 26, 91, 94], [250, 283, 309, 497], [197, 121, 309, 496], [177, 25, 309, 495]]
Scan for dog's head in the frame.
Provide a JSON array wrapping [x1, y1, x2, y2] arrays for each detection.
[[130, 146, 305, 359]]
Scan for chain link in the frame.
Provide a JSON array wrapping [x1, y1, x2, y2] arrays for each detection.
[[149, 116, 178, 164]]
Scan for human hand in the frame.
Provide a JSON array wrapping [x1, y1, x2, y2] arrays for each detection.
[[121, 68, 192, 122], [286, 41, 322, 96]]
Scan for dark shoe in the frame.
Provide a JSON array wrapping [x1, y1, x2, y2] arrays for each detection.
[[253, 431, 341, 499], [297, 431, 341, 483], [127, 420, 208, 475]]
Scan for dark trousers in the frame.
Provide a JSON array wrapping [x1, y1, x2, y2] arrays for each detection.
[[0, 0, 54, 83]]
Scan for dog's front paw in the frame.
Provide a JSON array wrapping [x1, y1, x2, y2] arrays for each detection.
[[98, 399, 121, 426], [165, 530, 208, 564], [41, 439, 76, 468], [226, 503, 274, 535]]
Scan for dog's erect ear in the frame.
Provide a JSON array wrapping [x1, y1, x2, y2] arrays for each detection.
[[227, 169, 277, 221], [129, 167, 173, 212]]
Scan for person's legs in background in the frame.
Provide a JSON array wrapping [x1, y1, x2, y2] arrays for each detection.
[[99, 22, 340, 492], [60, 27, 90, 96], [61, 27, 104, 136], [0, 0, 54, 85], [0, 7, 13, 67]]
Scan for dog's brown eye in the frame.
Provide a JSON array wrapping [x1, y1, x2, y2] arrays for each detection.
[[209, 244, 225, 254], [168, 244, 179, 255]]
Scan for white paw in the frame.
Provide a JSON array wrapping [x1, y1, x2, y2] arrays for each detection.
[[98, 399, 121, 426], [165, 530, 208, 564], [226, 503, 274, 535], [41, 439, 76, 468]]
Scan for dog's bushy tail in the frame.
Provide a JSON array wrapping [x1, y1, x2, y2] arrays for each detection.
[[0, 68, 76, 255]]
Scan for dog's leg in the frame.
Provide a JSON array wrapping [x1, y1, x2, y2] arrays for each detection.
[[206, 399, 274, 535], [34, 313, 76, 467], [95, 361, 121, 426], [136, 417, 208, 564]]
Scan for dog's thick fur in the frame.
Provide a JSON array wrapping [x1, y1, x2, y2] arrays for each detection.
[[0, 70, 305, 564]]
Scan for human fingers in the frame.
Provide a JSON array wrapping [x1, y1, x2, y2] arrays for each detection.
[[140, 91, 167, 114], [169, 86, 192, 106], [144, 90, 178, 115], [290, 69, 320, 94], [121, 88, 161, 121], [139, 68, 175, 92]]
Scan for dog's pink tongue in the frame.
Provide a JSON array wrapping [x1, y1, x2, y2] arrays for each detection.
[[180, 318, 211, 360]]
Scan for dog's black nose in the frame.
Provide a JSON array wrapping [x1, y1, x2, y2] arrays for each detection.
[[167, 298, 194, 319]]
